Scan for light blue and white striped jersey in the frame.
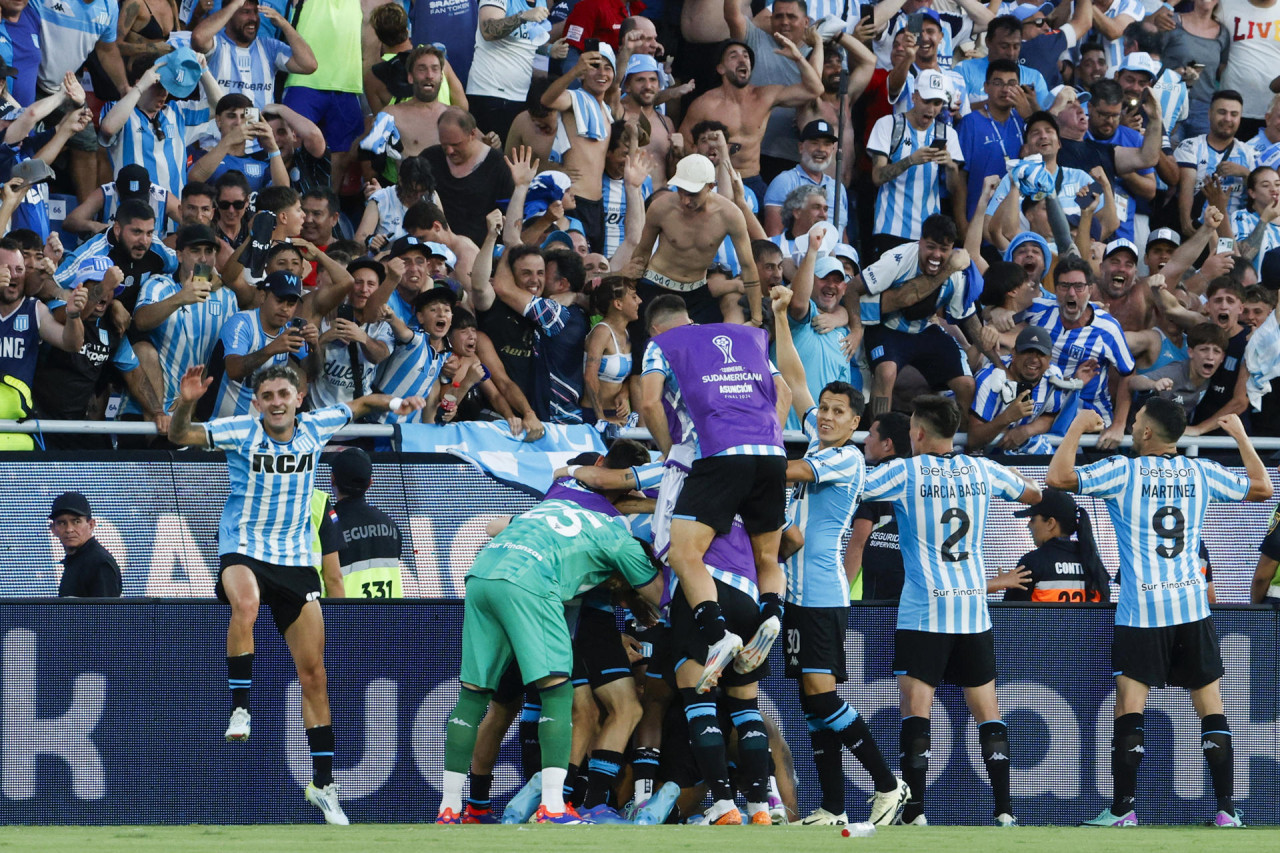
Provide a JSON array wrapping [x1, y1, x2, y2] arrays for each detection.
[[866, 112, 965, 240], [373, 331, 447, 423], [600, 172, 652, 258], [859, 241, 974, 333], [207, 31, 293, 110], [551, 90, 612, 161], [641, 339, 702, 462], [862, 453, 1028, 633], [784, 406, 865, 607], [1174, 135, 1257, 220], [136, 274, 239, 410], [1231, 209, 1280, 277], [984, 164, 1103, 223], [99, 100, 212, 199], [714, 185, 758, 275], [35, 0, 116, 92], [873, 10, 956, 71], [970, 361, 1065, 454], [1151, 68, 1189, 137], [213, 309, 311, 418], [56, 232, 179, 286], [369, 186, 409, 239], [1025, 297, 1135, 424], [101, 182, 170, 233], [1076, 455, 1249, 627], [1097, 0, 1146, 70], [208, 404, 353, 566]]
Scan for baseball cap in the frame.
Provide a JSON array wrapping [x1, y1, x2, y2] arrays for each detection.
[[49, 491, 93, 519], [329, 448, 373, 495], [717, 38, 756, 69], [914, 69, 949, 102], [1148, 227, 1181, 248], [156, 45, 203, 98], [11, 158, 55, 186], [800, 120, 839, 142], [832, 243, 861, 274], [414, 281, 458, 310], [347, 258, 386, 281], [1013, 487, 1079, 525], [388, 235, 430, 259], [523, 170, 571, 219], [541, 230, 574, 250], [424, 241, 457, 269], [1050, 83, 1090, 105], [919, 8, 943, 26], [1010, 2, 1054, 22], [625, 53, 661, 79], [596, 43, 617, 70], [115, 164, 152, 203], [1014, 324, 1053, 355], [669, 154, 716, 192], [70, 255, 115, 290], [262, 270, 304, 299], [1103, 238, 1139, 260], [1114, 51, 1159, 79], [814, 256, 848, 281], [0, 57, 17, 78], [175, 223, 218, 250]]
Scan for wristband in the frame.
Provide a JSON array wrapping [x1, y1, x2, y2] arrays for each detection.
[[267, 149, 281, 159], [66, 312, 81, 319], [566, 465, 581, 479], [388, 396, 404, 411]]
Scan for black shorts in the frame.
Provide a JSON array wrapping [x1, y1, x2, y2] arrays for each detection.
[[641, 622, 674, 684], [493, 660, 525, 705], [574, 196, 605, 254], [217, 553, 321, 634], [1112, 618, 1225, 690], [783, 605, 848, 682], [572, 607, 634, 689], [893, 629, 997, 688], [863, 323, 970, 389], [673, 455, 787, 536], [669, 580, 769, 687], [628, 277, 723, 376], [1260, 505, 1280, 562]]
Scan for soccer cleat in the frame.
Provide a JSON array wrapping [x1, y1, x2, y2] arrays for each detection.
[[800, 807, 848, 826], [995, 813, 1018, 827], [461, 804, 498, 824], [893, 813, 928, 826], [706, 799, 742, 825], [305, 781, 350, 825], [767, 795, 788, 825], [695, 632, 744, 694], [436, 808, 462, 825], [733, 616, 781, 674], [1212, 810, 1245, 828], [224, 707, 251, 742], [534, 804, 590, 824], [867, 777, 910, 826], [579, 804, 630, 824], [501, 771, 542, 824], [1081, 808, 1137, 827], [748, 810, 772, 825], [634, 781, 681, 826]]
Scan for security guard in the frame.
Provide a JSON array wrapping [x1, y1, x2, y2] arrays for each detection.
[[328, 448, 405, 598]]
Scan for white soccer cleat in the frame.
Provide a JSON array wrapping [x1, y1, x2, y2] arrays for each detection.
[[867, 777, 910, 826], [224, 707, 251, 743], [799, 807, 848, 826], [305, 781, 350, 825], [733, 616, 781, 674], [995, 812, 1018, 827], [893, 813, 927, 826], [695, 631, 743, 694]]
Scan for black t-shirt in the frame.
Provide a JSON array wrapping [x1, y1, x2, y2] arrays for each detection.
[[59, 537, 122, 597], [1004, 536, 1101, 603], [479, 302, 549, 420], [34, 316, 127, 419], [422, 144, 515, 246], [1192, 326, 1250, 428], [1058, 138, 1114, 184], [287, 146, 332, 197], [1023, 32, 1069, 89], [1261, 504, 1280, 563], [333, 496, 403, 568], [855, 497, 904, 602]]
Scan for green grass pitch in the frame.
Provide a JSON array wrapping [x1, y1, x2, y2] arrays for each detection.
[[2, 824, 1276, 853]]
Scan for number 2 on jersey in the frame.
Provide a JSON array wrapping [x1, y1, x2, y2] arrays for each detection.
[[939, 508, 971, 562]]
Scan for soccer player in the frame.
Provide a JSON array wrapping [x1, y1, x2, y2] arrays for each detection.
[[1048, 402, 1273, 828], [771, 284, 909, 826], [436, 488, 663, 825], [861, 396, 1040, 827], [167, 363, 425, 825]]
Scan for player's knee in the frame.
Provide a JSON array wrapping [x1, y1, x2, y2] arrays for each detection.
[[296, 659, 328, 696]]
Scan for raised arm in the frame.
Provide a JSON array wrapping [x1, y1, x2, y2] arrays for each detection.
[[191, 0, 243, 53], [169, 366, 215, 446], [770, 285, 814, 417], [724, 0, 749, 40], [1046, 408, 1105, 490], [771, 33, 825, 106], [261, 5, 318, 74], [470, 209, 504, 313]]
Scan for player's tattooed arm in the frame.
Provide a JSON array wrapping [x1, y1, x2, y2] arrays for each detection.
[[170, 366, 214, 447]]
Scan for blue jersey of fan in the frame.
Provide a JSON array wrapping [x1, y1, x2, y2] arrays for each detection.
[[1075, 455, 1249, 628], [784, 407, 865, 607], [208, 404, 353, 567], [862, 453, 1027, 633]]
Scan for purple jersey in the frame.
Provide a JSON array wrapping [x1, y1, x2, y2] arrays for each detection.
[[544, 477, 621, 517], [647, 324, 784, 459]]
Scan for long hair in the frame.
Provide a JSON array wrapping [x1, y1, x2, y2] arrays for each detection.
[[1073, 505, 1110, 601]]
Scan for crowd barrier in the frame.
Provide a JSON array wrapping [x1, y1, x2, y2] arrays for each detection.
[[5, 456, 1277, 603], [0, 601, 1275, 825]]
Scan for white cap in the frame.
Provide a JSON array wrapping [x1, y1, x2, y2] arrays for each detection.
[[915, 69, 949, 102], [1104, 238, 1140, 259], [1050, 83, 1090, 105], [1148, 228, 1181, 248], [1115, 51, 1159, 79], [669, 154, 716, 192]]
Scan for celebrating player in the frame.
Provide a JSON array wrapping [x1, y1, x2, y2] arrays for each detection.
[[771, 284, 909, 826], [168, 364, 425, 825], [861, 396, 1040, 827], [1048, 402, 1273, 828]]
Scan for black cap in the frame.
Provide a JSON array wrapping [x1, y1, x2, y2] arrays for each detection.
[[175, 223, 219, 250], [800, 120, 838, 142], [347, 258, 386, 282], [1013, 487, 1078, 525], [115, 164, 151, 201], [389, 235, 430, 259], [1014, 325, 1053, 355], [717, 38, 756, 69], [330, 448, 372, 495], [49, 491, 92, 519], [413, 282, 458, 312], [262, 270, 304, 299]]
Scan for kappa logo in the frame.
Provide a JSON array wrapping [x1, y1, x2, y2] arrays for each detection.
[[988, 752, 1009, 761], [1202, 740, 1219, 750], [1129, 745, 1145, 753], [448, 717, 473, 728], [538, 715, 556, 723], [704, 726, 723, 736], [741, 730, 768, 739], [712, 334, 735, 364]]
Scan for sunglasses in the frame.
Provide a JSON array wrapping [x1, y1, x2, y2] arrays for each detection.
[[1029, 18, 1047, 27], [218, 199, 248, 210]]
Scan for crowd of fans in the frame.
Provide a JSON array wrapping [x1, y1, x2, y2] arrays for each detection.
[[2, 0, 1280, 452]]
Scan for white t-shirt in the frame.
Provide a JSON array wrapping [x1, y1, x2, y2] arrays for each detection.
[[467, 0, 548, 101], [1221, 0, 1280, 118]]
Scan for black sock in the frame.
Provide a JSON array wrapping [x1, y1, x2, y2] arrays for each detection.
[[306, 725, 334, 787], [804, 701, 847, 815], [899, 716, 930, 822], [978, 720, 1012, 817], [564, 762, 580, 803], [519, 700, 542, 780], [227, 653, 253, 712], [1201, 714, 1234, 814], [584, 749, 625, 808], [692, 601, 727, 645], [758, 593, 784, 625], [631, 746, 660, 795], [680, 686, 733, 800], [467, 771, 493, 811], [806, 691, 895, 791], [570, 765, 589, 807], [725, 695, 770, 804], [1111, 713, 1144, 815]]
